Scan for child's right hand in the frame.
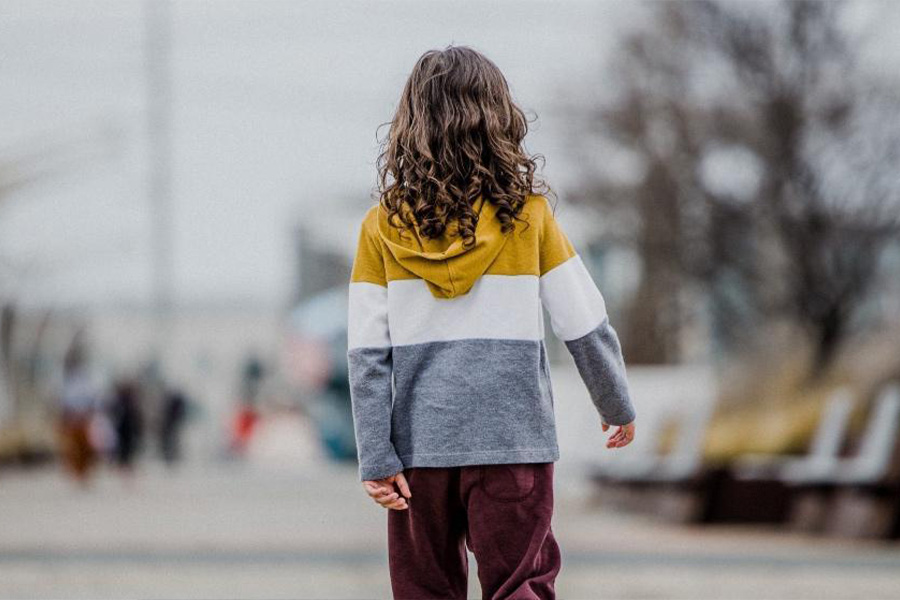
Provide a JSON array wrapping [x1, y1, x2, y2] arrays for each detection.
[[363, 472, 412, 510], [602, 420, 636, 449]]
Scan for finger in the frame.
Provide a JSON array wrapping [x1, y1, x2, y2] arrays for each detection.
[[375, 493, 400, 506], [395, 473, 412, 499], [386, 498, 409, 510], [608, 430, 626, 444], [607, 433, 626, 448], [365, 485, 381, 498], [365, 485, 390, 499], [613, 432, 632, 447], [379, 494, 407, 509], [601, 422, 609, 432]]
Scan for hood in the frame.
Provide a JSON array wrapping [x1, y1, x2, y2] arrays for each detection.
[[377, 196, 509, 299]]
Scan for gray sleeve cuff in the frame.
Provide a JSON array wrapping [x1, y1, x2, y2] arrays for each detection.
[[358, 457, 405, 482], [564, 317, 636, 426]]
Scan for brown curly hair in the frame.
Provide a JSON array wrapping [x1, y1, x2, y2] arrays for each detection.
[[377, 45, 550, 247]]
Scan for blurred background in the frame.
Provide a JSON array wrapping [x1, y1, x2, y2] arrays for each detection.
[[1, 0, 900, 598]]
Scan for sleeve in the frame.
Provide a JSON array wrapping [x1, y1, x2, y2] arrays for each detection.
[[346, 215, 404, 480], [537, 201, 636, 426]]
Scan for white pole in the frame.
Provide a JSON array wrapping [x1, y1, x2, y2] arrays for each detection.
[[145, 0, 175, 377]]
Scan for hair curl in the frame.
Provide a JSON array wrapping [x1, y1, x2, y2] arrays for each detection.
[[377, 45, 550, 247]]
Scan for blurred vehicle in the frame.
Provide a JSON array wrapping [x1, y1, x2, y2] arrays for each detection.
[[284, 287, 356, 462]]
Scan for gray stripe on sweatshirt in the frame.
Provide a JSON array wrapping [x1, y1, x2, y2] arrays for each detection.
[[391, 338, 560, 469], [348, 321, 635, 480]]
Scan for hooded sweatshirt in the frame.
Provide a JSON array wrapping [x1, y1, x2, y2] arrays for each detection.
[[347, 194, 635, 481]]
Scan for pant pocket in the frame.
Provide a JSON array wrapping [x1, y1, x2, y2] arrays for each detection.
[[479, 463, 537, 502]]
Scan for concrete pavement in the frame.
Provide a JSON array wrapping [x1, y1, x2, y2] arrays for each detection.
[[2, 458, 900, 599], [0, 363, 896, 599]]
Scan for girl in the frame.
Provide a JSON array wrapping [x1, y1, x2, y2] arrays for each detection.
[[347, 45, 636, 600]]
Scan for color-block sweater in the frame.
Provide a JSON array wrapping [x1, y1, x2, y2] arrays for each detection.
[[347, 194, 635, 481]]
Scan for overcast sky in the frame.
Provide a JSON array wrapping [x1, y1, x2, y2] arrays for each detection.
[[0, 0, 897, 312]]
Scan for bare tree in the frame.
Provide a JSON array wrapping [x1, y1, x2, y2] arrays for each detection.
[[571, 0, 900, 375]]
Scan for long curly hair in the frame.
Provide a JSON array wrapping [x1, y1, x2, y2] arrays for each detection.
[[377, 45, 550, 247]]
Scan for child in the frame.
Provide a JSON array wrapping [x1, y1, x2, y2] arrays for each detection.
[[347, 46, 636, 600]]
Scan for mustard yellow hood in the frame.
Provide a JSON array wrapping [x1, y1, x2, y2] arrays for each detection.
[[377, 197, 509, 299]]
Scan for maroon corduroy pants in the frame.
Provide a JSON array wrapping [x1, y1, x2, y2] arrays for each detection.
[[387, 462, 560, 599]]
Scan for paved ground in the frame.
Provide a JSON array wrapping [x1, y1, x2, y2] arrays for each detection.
[[2, 457, 900, 600], [2, 364, 899, 599]]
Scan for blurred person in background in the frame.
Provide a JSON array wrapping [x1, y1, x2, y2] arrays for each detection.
[[347, 46, 637, 599], [227, 356, 264, 457], [108, 378, 144, 475], [228, 398, 258, 457], [57, 352, 100, 485], [159, 388, 188, 466]]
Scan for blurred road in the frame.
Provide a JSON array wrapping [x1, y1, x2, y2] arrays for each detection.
[[2, 458, 900, 600], [0, 363, 896, 599]]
